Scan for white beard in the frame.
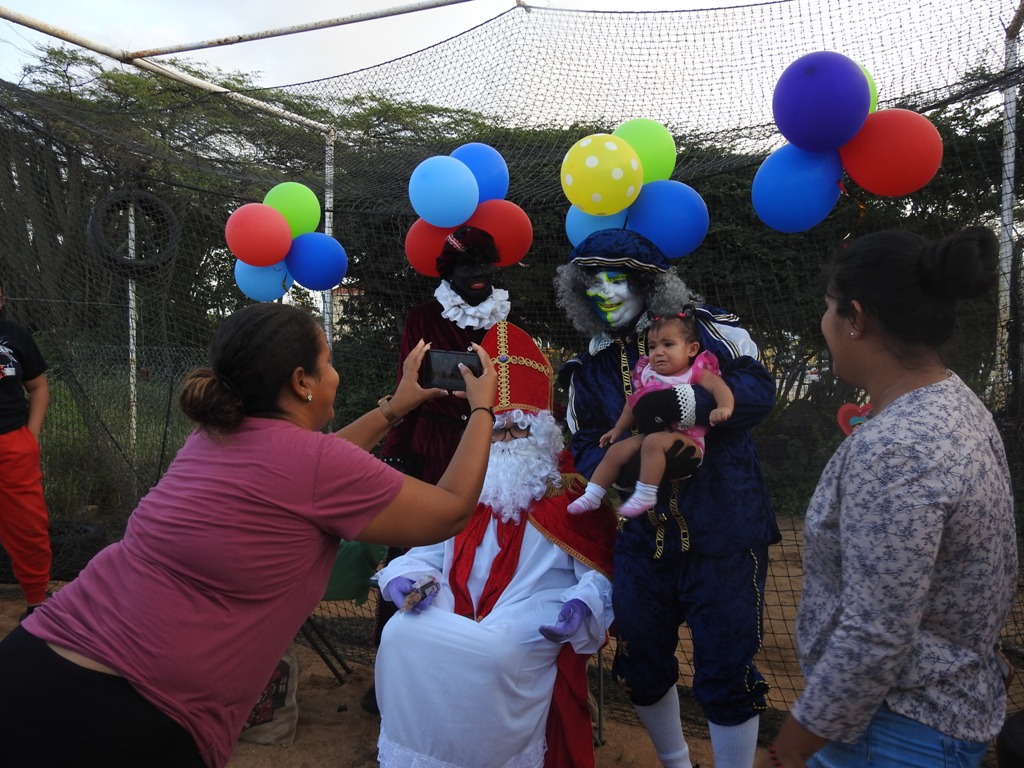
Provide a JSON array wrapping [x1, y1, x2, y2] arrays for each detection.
[[478, 423, 562, 524]]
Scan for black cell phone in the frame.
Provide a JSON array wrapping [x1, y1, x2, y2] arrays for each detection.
[[420, 349, 483, 391]]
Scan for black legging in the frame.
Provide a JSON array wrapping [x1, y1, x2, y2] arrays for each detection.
[[0, 625, 206, 768]]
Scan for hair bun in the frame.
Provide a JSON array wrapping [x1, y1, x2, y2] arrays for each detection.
[[918, 226, 998, 301]]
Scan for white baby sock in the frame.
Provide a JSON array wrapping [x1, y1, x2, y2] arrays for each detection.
[[567, 482, 606, 515], [618, 481, 659, 518]]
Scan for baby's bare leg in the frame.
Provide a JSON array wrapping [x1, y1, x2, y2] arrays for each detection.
[[568, 435, 648, 515], [638, 433, 702, 487], [619, 434, 703, 518], [591, 434, 646, 489]]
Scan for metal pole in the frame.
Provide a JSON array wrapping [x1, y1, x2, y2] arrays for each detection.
[[124, 0, 480, 59], [322, 128, 337, 345], [0, 7, 332, 134], [996, 2, 1024, 408], [128, 203, 139, 449]]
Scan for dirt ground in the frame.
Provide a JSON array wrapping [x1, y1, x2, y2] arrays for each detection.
[[0, 584, 724, 767], [4, 515, 1008, 767]]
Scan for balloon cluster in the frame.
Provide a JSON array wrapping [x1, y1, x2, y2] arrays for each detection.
[[225, 182, 348, 301], [404, 143, 532, 276], [560, 119, 709, 261], [753, 51, 943, 233]]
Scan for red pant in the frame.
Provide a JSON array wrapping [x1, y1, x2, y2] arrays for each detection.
[[0, 426, 51, 604]]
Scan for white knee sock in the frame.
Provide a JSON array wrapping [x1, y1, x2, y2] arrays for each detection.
[[567, 482, 606, 514], [708, 716, 760, 768], [634, 688, 692, 768]]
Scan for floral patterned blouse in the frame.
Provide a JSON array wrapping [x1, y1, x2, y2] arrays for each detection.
[[793, 372, 1017, 743]]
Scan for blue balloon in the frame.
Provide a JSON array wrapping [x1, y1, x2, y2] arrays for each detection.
[[451, 143, 510, 202], [234, 259, 294, 302], [408, 156, 480, 228], [285, 232, 349, 291], [772, 51, 871, 152], [565, 205, 628, 247], [625, 180, 709, 260], [752, 144, 843, 233]]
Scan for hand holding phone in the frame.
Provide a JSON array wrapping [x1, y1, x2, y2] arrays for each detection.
[[420, 349, 484, 391]]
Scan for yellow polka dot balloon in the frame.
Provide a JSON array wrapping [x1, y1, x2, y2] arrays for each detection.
[[561, 133, 644, 216]]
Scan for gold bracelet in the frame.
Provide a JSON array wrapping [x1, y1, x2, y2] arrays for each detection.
[[377, 395, 403, 426]]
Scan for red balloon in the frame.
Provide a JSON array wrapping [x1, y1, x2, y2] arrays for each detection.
[[465, 199, 533, 267], [404, 218, 455, 277], [225, 203, 293, 267], [839, 109, 943, 197]]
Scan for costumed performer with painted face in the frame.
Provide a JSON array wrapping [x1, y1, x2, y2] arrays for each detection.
[[554, 228, 780, 768], [380, 224, 512, 483], [374, 320, 617, 768]]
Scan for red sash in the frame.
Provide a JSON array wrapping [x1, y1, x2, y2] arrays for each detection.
[[447, 464, 616, 767]]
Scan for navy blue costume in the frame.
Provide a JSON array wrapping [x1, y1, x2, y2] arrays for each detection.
[[561, 304, 780, 725]]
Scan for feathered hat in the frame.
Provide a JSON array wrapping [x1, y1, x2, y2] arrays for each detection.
[[481, 321, 554, 415]]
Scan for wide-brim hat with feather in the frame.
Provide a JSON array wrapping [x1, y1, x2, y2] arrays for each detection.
[[568, 228, 671, 273], [481, 321, 554, 415]]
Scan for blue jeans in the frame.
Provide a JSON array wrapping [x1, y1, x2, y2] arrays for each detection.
[[808, 706, 988, 768]]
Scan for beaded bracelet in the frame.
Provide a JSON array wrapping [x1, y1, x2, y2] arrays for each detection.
[[469, 406, 495, 424], [766, 743, 783, 768]]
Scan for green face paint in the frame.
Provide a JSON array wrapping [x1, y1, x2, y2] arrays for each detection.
[[585, 271, 643, 329]]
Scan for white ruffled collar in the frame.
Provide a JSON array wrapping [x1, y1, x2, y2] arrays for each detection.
[[435, 281, 511, 330], [588, 312, 652, 355]]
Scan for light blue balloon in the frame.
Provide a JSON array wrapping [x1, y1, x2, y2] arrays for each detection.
[[234, 259, 294, 302], [625, 180, 709, 259], [752, 144, 843, 233], [451, 143, 509, 202], [285, 232, 349, 291], [565, 205, 628, 247], [408, 156, 480, 228]]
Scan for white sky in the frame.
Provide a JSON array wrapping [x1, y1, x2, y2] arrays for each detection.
[[0, 0, 755, 87]]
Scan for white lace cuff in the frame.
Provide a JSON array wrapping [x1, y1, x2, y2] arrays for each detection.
[[674, 385, 696, 428]]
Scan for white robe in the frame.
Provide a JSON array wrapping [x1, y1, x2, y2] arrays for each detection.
[[374, 515, 614, 768]]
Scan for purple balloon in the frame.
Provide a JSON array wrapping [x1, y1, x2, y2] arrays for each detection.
[[625, 180, 709, 260], [752, 144, 843, 233], [285, 232, 349, 291], [773, 51, 871, 152]]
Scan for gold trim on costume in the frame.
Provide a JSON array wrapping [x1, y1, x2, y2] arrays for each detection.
[[491, 321, 555, 413]]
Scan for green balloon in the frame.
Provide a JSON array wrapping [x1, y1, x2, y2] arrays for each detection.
[[263, 182, 322, 237], [859, 64, 878, 113], [612, 118, 677, 182]]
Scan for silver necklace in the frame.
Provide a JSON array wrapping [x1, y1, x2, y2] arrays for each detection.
[[873, 369, 949, 409]]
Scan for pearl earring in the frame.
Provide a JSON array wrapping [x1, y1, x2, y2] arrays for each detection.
[[849, 331, 855, 337], [306, 392, 313, 402]]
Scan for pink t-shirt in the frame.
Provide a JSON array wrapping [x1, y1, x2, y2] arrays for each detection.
[[25, 418, 403, 768]]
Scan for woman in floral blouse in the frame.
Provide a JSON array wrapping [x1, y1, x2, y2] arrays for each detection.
[[761, 226, 1016, 768]]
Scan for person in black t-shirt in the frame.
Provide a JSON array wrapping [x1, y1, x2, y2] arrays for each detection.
[[0, 281, 51, 620]]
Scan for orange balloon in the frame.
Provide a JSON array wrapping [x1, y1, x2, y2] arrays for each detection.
[[465, 199, 533, 267], [839, 109, 942, 197], [404, 218, 455, 276]]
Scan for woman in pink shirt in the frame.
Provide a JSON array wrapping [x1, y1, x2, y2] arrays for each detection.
[[0, 302, 497, 768]]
